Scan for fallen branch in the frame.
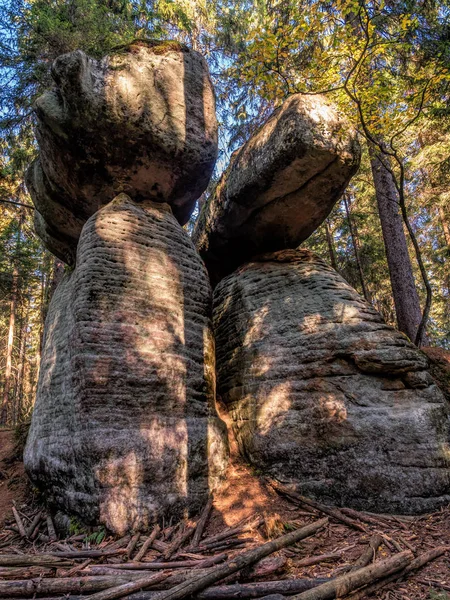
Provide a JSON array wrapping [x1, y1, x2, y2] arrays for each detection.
[[189, 517, 262, 552], [134, 525, 161, 563], [345, 546, 450, 600], [108, 554, 227, 571], [295, 553, 342, 568], [268, 480, 366, 533], [0, 573, 164, 597], [0, 554, 73, 567], [25, 512, 41, 539], [290, 550, 413, 600], [73, 571, 171, 600], [48, 548, 126, 558], [11, 508, 26, 539], [164, 522, 196, 560], [349, 534, 383, 572], [46, 514, 57, 542], [126, 533, 141, 560], [192, 496, 213, 547]]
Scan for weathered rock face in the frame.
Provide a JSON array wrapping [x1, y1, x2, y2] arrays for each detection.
[[193, 94, 360, 283], [214, 249, 450, 513], [25, 194, 228, 534], [27, 40, 218, 261]]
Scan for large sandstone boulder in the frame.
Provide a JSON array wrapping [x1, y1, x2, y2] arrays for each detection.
[[25, 194, 228, 534], [193, 94, 360, 283], [27, 40, 218, 261], [213, 249, 450, 513]]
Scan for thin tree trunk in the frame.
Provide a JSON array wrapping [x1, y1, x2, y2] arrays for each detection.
[[13, 310, 28, 425], [1, 212, 23, 424], [369, 145, 423, 342], [1, 263, 19, 424], [438, 205, 450, 249], [324, 220, 338, 271], [343, 194, 370, 301]]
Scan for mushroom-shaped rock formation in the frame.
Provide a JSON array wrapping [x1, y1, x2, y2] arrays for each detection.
[[213, 249, 450, 514], [193, 94, 360, 283], [27, 40, 218, 263], [25, 194, 228, 534]]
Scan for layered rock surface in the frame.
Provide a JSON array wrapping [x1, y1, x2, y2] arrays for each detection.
[[25, 194, 228, 533], [27, 40, 218, 262], [213, 249, 450, 513], [193, 94, 360, 283]]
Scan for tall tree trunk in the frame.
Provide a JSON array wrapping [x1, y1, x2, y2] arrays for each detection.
[[324, 219, 338, 271], [438, 205, 450, 249], [369, 145, 423, 342], [343, 193, 370, 302], [13, 310, 28, 425], [1, 263, 19, 424], [1, 212, 23, 424]]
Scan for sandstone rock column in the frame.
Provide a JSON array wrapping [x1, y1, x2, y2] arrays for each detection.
[[213, 249, 450, 514], [25, 194, 228, 534], [193, 93, 360, 283], [26, 40, 218, 263]]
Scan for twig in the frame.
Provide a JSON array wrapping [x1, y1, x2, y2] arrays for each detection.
[[192, 496, 214, 547], [134, 525, 161, 563], [268, 480, 366, 532]]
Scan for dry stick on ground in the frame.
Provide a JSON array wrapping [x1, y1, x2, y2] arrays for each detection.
[[80, 572, 172, 600], [107, 535, 131, 550], [268, 480, 366, 533], [0, 554, 73, 567], [62, 558, 93, 577], [164, 521, 196, 560], [197, 578, 331, 599], [345, 546, 450, 600], [192, 517, 264, 551], [49, 548, 126, 558], [192, 495, 214, 547], [11, 508, 26, 539], [418, 578, 450, 592], [295, 553, 342, 568], [88, 518, 328, 600], [134, 525, 161, 562], [0, 571, 170, 598], [339, 507, 390, 528], [126, 533, 141, 560], [108, 554, 228, 570], [46, 514, 57, 541], [153, 539, 170, 553], [25, 512, 41, 539], [349, 534, 383, 572], [290, 551, 413, 600]]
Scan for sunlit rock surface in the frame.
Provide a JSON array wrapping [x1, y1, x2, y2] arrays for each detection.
[[193, 94, 360, 283], [213, 249, 450, 513], [27, 40, 218, 262], [25, 194, 228, 534]]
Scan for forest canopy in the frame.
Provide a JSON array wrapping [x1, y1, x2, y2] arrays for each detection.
[[1, 0, 450, 426]]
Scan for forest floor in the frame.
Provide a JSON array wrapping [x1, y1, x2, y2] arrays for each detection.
[[0, 421, 449, 599]]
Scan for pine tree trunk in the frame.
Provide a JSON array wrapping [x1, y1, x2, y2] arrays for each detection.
[[343, 194, 370, 302], [369, 146, 423, 342], [324, 219, 338, 271], [13, 310, 28, 425], [1, 262, 19, 424], [438, 205, 450, 249]]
